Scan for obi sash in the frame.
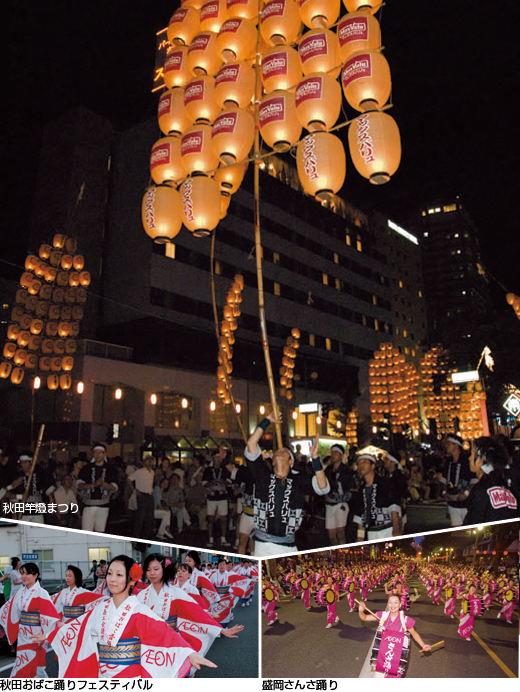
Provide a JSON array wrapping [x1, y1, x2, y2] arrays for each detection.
[[20, 611, 41, 627], [215, 585, 229, 596], [63, 605, 85, 619], [98, 637, 141, 666], [166, 614, 178, 628]]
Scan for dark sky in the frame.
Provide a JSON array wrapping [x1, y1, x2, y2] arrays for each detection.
[[7, 0, 520, 292]]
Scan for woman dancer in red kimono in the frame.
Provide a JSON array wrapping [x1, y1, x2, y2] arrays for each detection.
[[358, 594, 431, 678], [35, 555, 216, 678], [180, 551, 219, 609], [51, 566, 105, 623], [457, 583, 481, 641], [0, 562, 61, 678]]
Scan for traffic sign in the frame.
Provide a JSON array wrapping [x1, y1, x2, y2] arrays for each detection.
[[22, 553, 39, 561]]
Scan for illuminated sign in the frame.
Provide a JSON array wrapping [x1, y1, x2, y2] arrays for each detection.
[[451, 370, 479, 384], [387, 219, 419, 245], [298, 403, 319, 413], [503, 393, 520, 417]]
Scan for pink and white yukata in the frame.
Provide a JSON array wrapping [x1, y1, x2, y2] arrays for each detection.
[[497, 588, 518, 624], [458, 594, 481, 640]]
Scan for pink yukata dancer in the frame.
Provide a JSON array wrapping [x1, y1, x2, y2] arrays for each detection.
[[262, 578, 280, 626], [301, 573, 311, 610], [482, 578, 496, 610], [444, 579, 460, 619], [497, 580, 518, 624], [342, 572, 356, 612], [432, 576, 444, 605], [325, 577, 339, 629], [457, 584, 481, 641]]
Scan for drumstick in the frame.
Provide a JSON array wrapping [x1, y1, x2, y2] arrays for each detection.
[[355, 599, 380, 621], [420, 640, 444, 653]]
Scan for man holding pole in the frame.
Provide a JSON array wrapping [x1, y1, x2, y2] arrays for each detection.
[[244, 411, 330, 557]]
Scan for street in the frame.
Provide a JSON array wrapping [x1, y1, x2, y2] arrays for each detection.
[[262, 573, 518, 678]]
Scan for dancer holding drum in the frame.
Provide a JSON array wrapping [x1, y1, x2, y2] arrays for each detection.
[[323, 576, 340, 629], [497, 579, 518, 624], [358, 594, 431, 678], [457, 583, 481, 641]]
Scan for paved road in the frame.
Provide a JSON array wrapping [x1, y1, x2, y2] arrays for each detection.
[[0, 586, 258, 678], [262, 574, 518, 678]]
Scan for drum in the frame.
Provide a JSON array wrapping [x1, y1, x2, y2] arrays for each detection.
[[504, 588, 514, 602], [445, 586, 453, 599], [294, 578, 303, 592], [349, 581, 355, 593], [263, 586, 275, 602], [370, 627, 410, 677], [497, 578, 506, 590], [300, 578, 309, 591], [284, 573, 295, 584], [316, 586, 336, 606]]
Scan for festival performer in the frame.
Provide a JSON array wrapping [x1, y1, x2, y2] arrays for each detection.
[[482, 576, 496, 611], [342, 570, 357, 612], [497, 579, 518, 624], [444, 578, 460, 619], [300, 571, 312, 610], [324, 576, 340, 629], [179, 551, 219, 609], [385, 579, 409, 612], [262, 577, 281, 626], [0, 562, 61, 678], [35, 555, 216, 678], [457, 583, 481, 641], [358, 594, 431, 678], [432, 575, 444, 606], [51, 566, 105, 623], [174, 563, 207, 604], [137, 554, 243, 658], [209, 559, 234, 625]]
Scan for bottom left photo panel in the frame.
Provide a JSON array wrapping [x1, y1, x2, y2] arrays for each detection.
[[0, 521, 259, 679]]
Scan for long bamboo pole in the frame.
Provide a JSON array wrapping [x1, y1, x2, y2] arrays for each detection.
[[253, 1, 282, 448], [18, 424, 45, 518]]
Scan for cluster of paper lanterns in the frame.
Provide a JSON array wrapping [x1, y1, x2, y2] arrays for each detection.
[[458, 382, 486, 440], [420, 346, 460, 435], [142, 0, 401, 243], [1, 235, 89, 389], [345, 408, 358, 446], [368, 342, 419, 433], [216, 274, 244, 404], [279, 328, 300, 400], [506, 293, 520, 320]]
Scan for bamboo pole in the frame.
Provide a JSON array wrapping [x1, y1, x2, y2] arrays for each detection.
[[253, 1, 282, 448], [18, 424, 45, 518]]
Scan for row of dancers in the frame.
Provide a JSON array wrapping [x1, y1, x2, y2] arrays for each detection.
[[0, 550, 258, 678], [262, 557, 518, 677]]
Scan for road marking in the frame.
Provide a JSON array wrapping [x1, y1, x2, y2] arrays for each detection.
[[0, 662, 14, 672]]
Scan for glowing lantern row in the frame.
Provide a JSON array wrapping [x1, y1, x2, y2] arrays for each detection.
[[216, 274, 244, 404], [1, 235, 87, 387], [458, 384, 486, 440], [345, 408, 358, 446], [279, 328, 300, 400], [420, 345, 460, 435]]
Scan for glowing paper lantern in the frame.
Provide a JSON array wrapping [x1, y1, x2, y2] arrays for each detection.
[[343, 0, 382, 13], [180, 175, 222, 236], [158, 88, 191, 136], [296, 131, 346, 199], [187, 32, 222, 76], [260, 0, 302, 46], [60, 374, 72, 390], [299, 0, 340, 29], [217, 17, 256, 62], [226, 0, 258, 20], [141, 185, 183, 243], [337, 11, 381, 63], [298, 28, 340, 77], [214, 160, 248, 193], [150, 136, 184, 185], [167, 7, 201, 47], [53, 234, 66, 249], [215, 61, 255, 109], [181, 123, 220, 175], [0, 362, 12, 378], [163, 47, 193, 89], [295, 72, 341, 131], [348, 111, 401, 184], [11, 367, 24, 385], [47, 374, 59, 390], [211, 108, 254, 163], [341, 50, 391, 111], [200, 0, 227, 33], [184, 77, 221, 123], [259, 90, 302, 150], [261, 45, 302, 93]]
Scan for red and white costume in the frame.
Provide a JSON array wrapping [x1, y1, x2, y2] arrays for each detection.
[[48, 595, 195, 678], [175, 568, 219, 610], [0, 583, 60, 677], [51, 586, 105, 623]]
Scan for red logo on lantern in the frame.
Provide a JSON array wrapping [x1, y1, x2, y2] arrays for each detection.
[[164, 51, 183, 71], [338, 18, 368, 46], [302, 136, 319, 181], [261, 2, 286, 22], [144, 189, 157, 229], [170, 8, 189, 24], [295, 77, 322, 105], [355, 114, 376, 163], [299, 34, 327, 63], [342, 54, 372, 87], [158, 93, 172, 116], [185, 81, 205, 104], [216, 65, 240, 85], [200, 2, 220, 22], [189, 34, 212, 53], [151, 143, 172, 168], [182, 179, 195, 222], [262, 53, 288, 78], [212, 113, 238, 136], [259, 97, 285, 126], [220, 19, 242, 34], [181, 131, 204, 155]]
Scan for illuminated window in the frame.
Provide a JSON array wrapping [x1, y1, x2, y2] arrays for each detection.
[[418, 290, 423, 298], [412, 349, 416, 357], [335, 278, 341, 291], [273, 252, 280, 264], [372, 295, 377, 305], [399, 280, 404, 288], [274, 282, 281, 296], [346, 234, 352, 246], [395, 327, 400, 335], [356, 237, 362, 252], [214, 261, 222, 275], [89, 547, 111, 563], [374, 319, 379, 331], [165, 243, 176, 259], [443, 204, 457, 212], [309, 333, 315, 346], [333, 252, 339, 264], [322, 273, 329, 286], [403, 329, 408, 337], [405, 346, 409, 354], [325, 338, 331, 351]]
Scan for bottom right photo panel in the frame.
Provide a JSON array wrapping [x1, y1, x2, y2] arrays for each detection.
[[262, 520, 519, 679]]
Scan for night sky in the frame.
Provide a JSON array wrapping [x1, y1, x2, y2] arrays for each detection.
[[6, 0, 520, 293]]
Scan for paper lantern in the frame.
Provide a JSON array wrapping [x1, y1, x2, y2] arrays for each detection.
[[65, 237, 77, 254], [0, 362, 12, 378], [259, 90, 302, 150], [3, 343, 16, 359], [298, 28, 340, 77], [343, 0, 382, 14], [184, 77, 221, 123], [181, 123, 220, 175], [60, 374, 72, 390], [150, 136, 184, 185], [25, 354, 38, 369], [200, 0, 227, 32], [187, 32, 222, 76], [337, 11, 381, 63], [65, 339, 77, 354], [79, 272, 91, 287], [33, 260, 46, 278], [20, 271, 34, 289], [25, 255, 39, 271], [142, 185, 183, 244], [158, 88, 191, 136], [28, 335, 42, 351], [261, 0, 302, 46], [19, 314, 32, 330], [16, 329, 30, 347], [217, 17, 256, 62], [163, 47, 193, 89], [56, 271, 69, 287], [299, 0, 340, 29], [214, 160, 248, 193], [296, 131, 346, 200], [53, 234, 66, 249], [215, 61, 255, 108], [11, 367, 24, 385], [341, 50, 391, 111], [44, 266, 57, 282], [69, 272, 80, 287], [29, 318, 44, 335], [49, 250, 62, 267], [182, 0, 204, 8], [180, 175, 222, 236], [348, 111, 400, 184], [167, 6, 201, 46], [62, 357, 74, 372], [212, 108, 254, 163], [60, 254, 73, 270], [226, 0, 258, 20], [72, 255, 84, 271], [7, 324, 20, 340], [47, 374, 59, 390], [295, 72, 341, 131], [39, 244, 52, 259], [261, 45, 302, 93]]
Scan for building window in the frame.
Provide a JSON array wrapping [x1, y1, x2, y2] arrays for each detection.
[[325, 338, 331, 351], [403, 329, 408, 337], [356, 237, 362, 252], [34, 549, 54, 571], [214, 260, 222, 275], [274, 282, 281, 296], [89, 547, 111, 564], [346, 234, 352, 246], [335, 278, 341, 291], [273, 251, 280, 264], [309, 333, 315, 346], [333, 252, 339, 264], [372, 295, 378, 306], [374, 319, 379, 331], [322, 273, 329, 286], [418, 290, 423, 298], [443, 204, 457, 212]]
